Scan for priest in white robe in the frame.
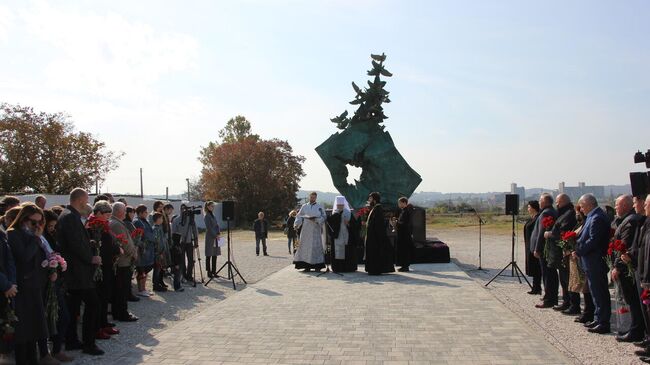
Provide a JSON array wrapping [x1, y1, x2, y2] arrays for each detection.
[[327, 196, 357, 272], [293, 192, 326, 271]]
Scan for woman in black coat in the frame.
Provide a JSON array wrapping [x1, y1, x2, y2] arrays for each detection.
[[7, 204, 52, 365], [523, 200, 542, 295], [89, 201, 121, 338]]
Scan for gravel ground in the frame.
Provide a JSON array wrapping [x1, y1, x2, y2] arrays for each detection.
[[71, 230, 293, 364], [432, 226, 644, 365]]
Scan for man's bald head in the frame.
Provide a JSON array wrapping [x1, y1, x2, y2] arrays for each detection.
[[556, 194, 571, 208], [615, 194, 634, 217]]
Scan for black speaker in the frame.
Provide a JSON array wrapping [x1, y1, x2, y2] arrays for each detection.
[[222, 201, 235, 221], [505, 194, 519, 215], [410, 206, 426, 243], [630, 172, 650, 197]]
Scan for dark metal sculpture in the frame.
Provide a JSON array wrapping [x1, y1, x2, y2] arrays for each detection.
[[316, 54, 422, 209]]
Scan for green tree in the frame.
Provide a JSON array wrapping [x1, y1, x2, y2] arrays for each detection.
[[218, 115, 259, 144], [199, 117, 305, 224], [0, 103, 123, 194]]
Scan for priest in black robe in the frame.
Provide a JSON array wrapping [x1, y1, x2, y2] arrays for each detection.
[[364, 192, 395, 275], [393, 197, 414, 272]]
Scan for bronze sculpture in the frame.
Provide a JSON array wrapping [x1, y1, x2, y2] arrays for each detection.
[[316, 53, 422, 209]]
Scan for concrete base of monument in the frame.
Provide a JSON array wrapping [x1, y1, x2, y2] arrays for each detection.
[[413, 237, 451, 263]]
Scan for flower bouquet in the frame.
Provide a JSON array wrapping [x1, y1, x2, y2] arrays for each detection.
[[606, 239, 634, 278], [86, 215, 108, 282], [541, 216, 555, 261], [0, 298, 17, 343], [354, 206, 371, 238], [557, 231, 577, 251], [42, 252, 67, 333]]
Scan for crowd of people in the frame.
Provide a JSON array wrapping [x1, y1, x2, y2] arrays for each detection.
[[523, 192, 650, 363], [0, 190, 224, 365]]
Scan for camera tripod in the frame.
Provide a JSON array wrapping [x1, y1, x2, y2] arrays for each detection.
[[485, 213, 532, 288], [181, 213, 204, 287], [208, 219, 246, 290]]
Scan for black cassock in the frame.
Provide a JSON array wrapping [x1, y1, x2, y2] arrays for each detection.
[[325, 212, 358, 272], [364, 204, 395, 275], [395, 204, 414, 268]]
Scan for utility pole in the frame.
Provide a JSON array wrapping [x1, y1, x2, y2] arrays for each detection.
[[186, 178, 190, 201], [140, 168, 144, 198], [166, 187, 169, 200]]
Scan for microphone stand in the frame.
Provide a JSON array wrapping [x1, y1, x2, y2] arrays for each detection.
[[467, 208, 487, 272]]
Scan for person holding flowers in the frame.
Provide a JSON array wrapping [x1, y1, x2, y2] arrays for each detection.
[[108, 203, 138, 322], [544, 194, 578, 314], [531, 193, 558, 309], [610, 195, 645, 342], [37, 209, 73, 363], [56, 188, 103, 356], [573, 193, 611, 334], [6, 203, 54, 364], [567, 205, 595, 324], [87, 201, 121, 340], [133, 205, 156, 297]]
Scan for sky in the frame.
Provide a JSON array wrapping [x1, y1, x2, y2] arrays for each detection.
[[1, 0, 649, 196]]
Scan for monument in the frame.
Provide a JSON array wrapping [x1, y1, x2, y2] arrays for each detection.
[[315, 53, 422, 209]]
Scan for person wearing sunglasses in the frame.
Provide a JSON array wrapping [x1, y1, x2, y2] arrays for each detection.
[[7, 203, 56, 364]]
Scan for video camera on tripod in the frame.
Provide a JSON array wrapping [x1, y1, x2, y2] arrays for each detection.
[[181, 205, 201, 225]]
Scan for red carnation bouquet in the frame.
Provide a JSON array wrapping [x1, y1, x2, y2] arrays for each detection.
[[131, 228, 144, 240], [113, 233, 129, 246], [542, 216, 555, 230], [86, 215, 107, 282], [86, 215, 110, 233], [541, 216, 555, 260], [606, 239, 634, 278], [354, 206, 371, 238], [557, 231, 577, 251]]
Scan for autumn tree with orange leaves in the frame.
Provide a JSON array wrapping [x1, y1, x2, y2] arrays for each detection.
[[199, 116, 305, 224]]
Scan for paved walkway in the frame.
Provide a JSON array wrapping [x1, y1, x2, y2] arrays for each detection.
[[119, 263, 570, 365]]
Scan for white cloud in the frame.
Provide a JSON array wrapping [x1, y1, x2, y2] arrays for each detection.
[[19, 2, 198, 101]]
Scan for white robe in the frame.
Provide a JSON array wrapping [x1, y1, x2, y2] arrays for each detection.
[[333, 208, 351, 260], [294, 202, 326, 265]]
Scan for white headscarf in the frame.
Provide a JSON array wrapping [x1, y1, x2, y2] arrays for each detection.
[[333, 196, 350, 212]]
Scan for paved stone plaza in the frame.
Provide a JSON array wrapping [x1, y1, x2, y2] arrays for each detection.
[[110, 262, 570, 365]]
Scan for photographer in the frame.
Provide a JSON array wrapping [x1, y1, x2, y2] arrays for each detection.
[[172, 204, 199, 282]]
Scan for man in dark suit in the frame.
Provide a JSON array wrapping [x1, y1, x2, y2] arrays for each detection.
[[611, 195, 644, 342], [531, 193, 558, 308], [574, 193, 612, 334], [545, 194, 578, 313], [253, 212, 269, 256], [57, 188, 104, 355], [634, 195, 650, 362]]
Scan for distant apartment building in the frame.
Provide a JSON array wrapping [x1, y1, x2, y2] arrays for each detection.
[[510, 183, 525, 204], [558, 182, 605, 201]]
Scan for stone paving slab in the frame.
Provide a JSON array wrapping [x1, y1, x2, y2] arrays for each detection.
[[125, 263, 570, 365]]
